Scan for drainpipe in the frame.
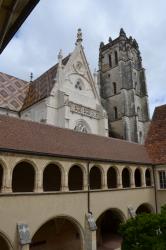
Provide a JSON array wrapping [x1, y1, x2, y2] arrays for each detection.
[[87, 161, 91, 213], [152, 164, 158, 213]]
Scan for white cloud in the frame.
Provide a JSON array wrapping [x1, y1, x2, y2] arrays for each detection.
[[0, 0, 166, 117]]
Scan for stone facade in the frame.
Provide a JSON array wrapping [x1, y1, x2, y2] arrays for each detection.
[[99, 28, 150, 143]]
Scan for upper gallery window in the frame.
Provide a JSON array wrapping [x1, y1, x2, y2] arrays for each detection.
[[108, 54, 112, 67], [115, 51, 118, 65], [159, 171, 166, 189], [113, 82, 117, 94], [75, 79, 84, 91], [114, 106, 118, 120]]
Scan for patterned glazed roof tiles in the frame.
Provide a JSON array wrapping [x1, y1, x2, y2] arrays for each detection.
[[0, 72, 29, 111]]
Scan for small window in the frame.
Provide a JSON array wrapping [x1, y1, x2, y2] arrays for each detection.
[[159, 171, 166, 189], [113, 82, 117, 94], [75, 80, 84, 90], [108, 74, 110, 78], [114, 107, 118, 120], [115, 51, 118, 65], [137, 107, 141, 119], [108, 54, 112, 67], [135, 82, 137, 90]]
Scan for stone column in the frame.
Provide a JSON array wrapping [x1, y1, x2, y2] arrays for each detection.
[[91, 231, 97, 250], [131, 169, 135, 188], [118, 170, 122, 188], [35, 168, 43, 192], [83, 169, 88, 191], [21, 245, 30, 250], [102, 169, 107, 190], [141, 169, 146, 187], [2, 167, 12, 193], [62, 171, 69, 191]]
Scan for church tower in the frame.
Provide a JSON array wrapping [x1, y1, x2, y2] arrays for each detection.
[[99, 28, 150, 144]]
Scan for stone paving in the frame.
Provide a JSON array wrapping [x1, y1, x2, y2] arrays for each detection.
[[97, 234, 122, 250]]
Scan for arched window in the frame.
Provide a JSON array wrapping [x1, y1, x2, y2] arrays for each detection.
[[137, 107, 141, 119], [135, 168, 142, 187], [43, 164, 61, 191], [115, 51, 118, 65], [74, 120, 91, 133], [139, 131, 143, 144], [75, 79, 84, 90], [12, 162, 35, 192], [0, 164, 3, 192], [114, 107, 118, 120], [68, 165, 83, 190], [108, 54, 112, 67], [145, 169, 152, 186], [90, 166, 102, 190], [107, 167, 117, 188], [122, 168, 130, 188], [113, 82, 117, 94]]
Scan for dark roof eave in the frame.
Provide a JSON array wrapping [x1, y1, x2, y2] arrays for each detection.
[[0, 147, 153, 165]]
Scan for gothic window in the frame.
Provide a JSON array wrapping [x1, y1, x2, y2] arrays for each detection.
[[137, 107, 141, 119], [115, 51, 118, 65], [159, 171, 166, 189], [108, 54, 112, 67], [113, 82, 117, 94], [75, 79, 84, 90], [114, 107, 118, 120]]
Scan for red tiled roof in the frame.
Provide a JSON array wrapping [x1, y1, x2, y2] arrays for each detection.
[[0, 115, 152, 164], [0, 72, 29, 111], [146, 104, 166, 164], [21, 55, 70, 110]]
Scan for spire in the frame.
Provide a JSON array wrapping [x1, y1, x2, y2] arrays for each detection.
[[58, 49, 63, 65], [119, 28, 126, 37], [30, 72, 33, 82], [76, 28, 83, 45]]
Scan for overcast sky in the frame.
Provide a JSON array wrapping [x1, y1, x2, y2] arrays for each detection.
[[0, 0, 166, 116]]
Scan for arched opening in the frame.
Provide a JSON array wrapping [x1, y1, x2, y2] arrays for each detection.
[[122, 168, 130, 188], [68, 165, 83, 191], [115, 51, 118, 65], [135, 168, 142, 187], [113, 82, 117, 94], [108, 54, 112, 67], [30, 217, 82, 250], [97, 209, 124, 250], [0, 234, 11, 250], [90, 166, 102, 190], [107, 167, 117, 188], [114, 106, 118, 120], [136, 203, 153, 214], [12, 162, 35, 192], [43, 164, 61, 191], [145, 169, 152, 186], [0, 164, 3, 191]]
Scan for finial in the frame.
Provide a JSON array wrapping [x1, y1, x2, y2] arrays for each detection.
[[58, 49, 63, 61], [119, 28, 126, 37], [109, 37, 112, 43], [76, 28, 83, 45], [30, 72, 33, 82], [100, 42, 104, 49]]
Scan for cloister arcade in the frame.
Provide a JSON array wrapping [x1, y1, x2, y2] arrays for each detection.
[[0, 159, 153, 193], [0, 156, 155, 250]]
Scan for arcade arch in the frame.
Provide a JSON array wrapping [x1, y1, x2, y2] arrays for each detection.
[[90, 166, 102, 190], [107, 167, 118, 188], [122, 167, 131, 188], [96, 208, 125, 250], [30, 216, 83, 250], [68, 165, 83, 191], [136, 203, 154, 214], [134, 168, 142, 187], [12, 161, 35, 192], [43, 164, 61, 191]]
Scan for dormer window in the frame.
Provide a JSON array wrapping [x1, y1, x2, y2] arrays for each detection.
[[75, 80, 84, 91]]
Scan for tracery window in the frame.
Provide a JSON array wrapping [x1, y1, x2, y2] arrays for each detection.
[[75, 79, 84, 90], [74, 120, 90, 133]]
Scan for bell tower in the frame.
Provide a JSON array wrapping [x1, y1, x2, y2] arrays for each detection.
[[99, 28, 150, 144]]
